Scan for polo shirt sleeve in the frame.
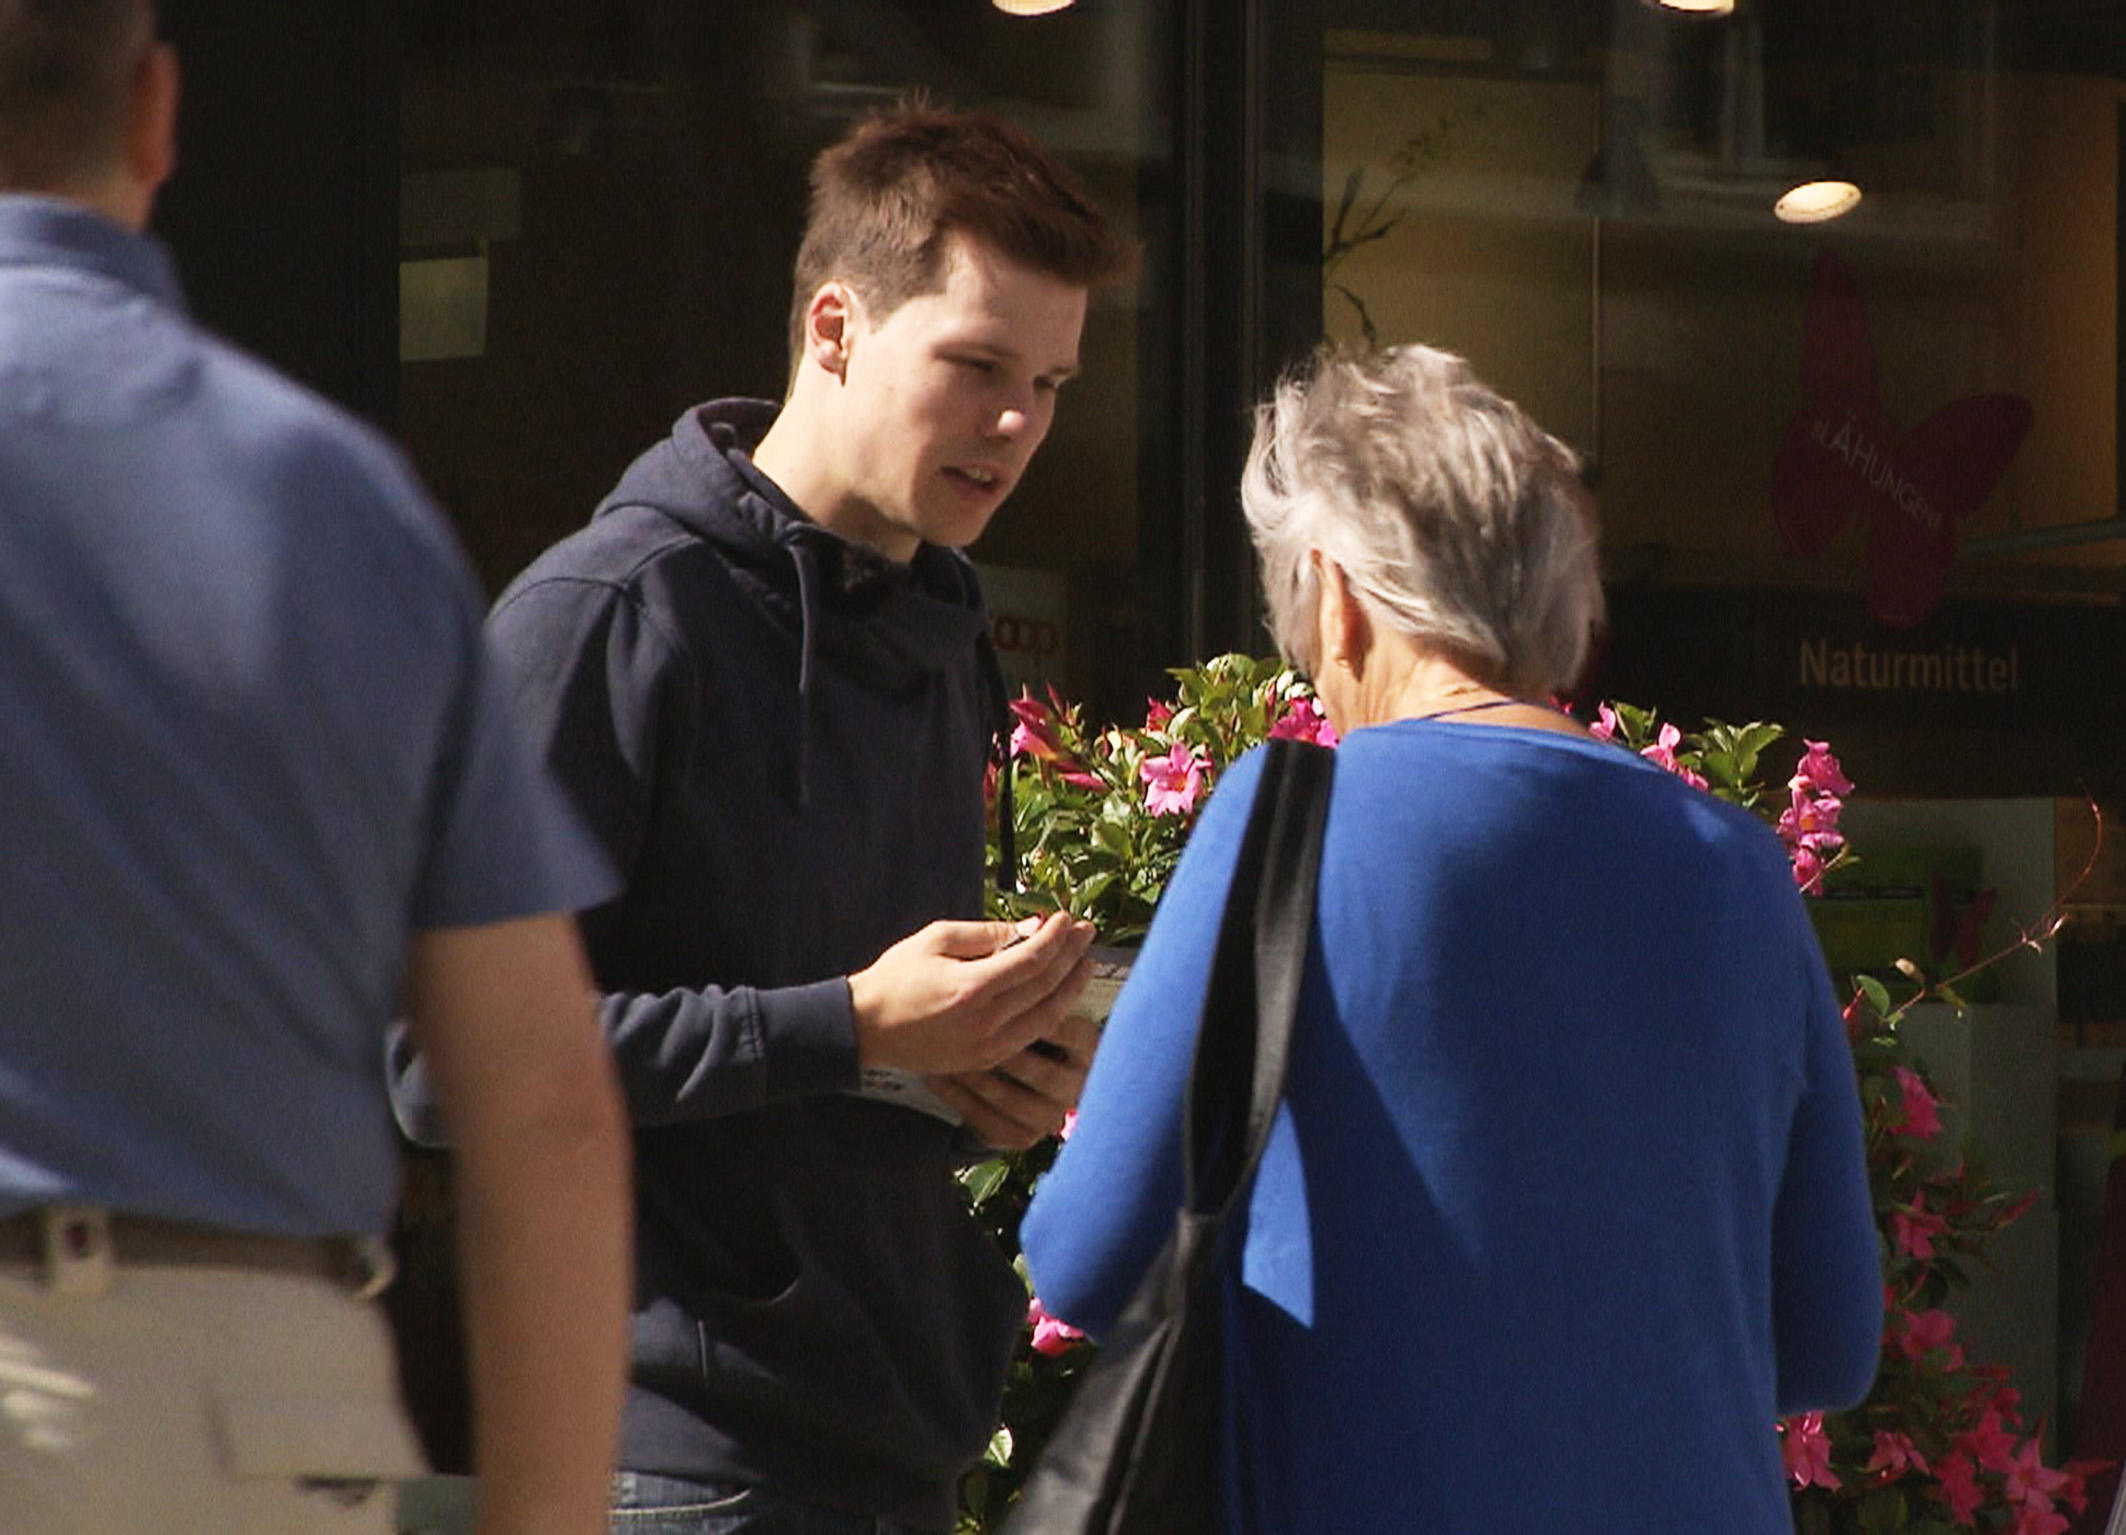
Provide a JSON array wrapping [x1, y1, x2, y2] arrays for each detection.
[[408, 557, 620, 934]]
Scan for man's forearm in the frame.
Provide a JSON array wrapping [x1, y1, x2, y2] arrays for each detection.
[[402, 915, 633, 1535], [455, 1093, 630, 1535]]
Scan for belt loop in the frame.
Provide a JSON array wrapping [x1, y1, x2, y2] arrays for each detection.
[[349, 1234, 395, 1302], [40, 1206, 114, 1298]]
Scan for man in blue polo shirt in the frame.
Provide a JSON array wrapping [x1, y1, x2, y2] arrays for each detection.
[[0, 4, 630, 1531]]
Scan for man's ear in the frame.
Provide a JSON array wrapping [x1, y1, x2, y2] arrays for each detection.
[[127, 43, 180, 200], [801, 283, 857, 379]]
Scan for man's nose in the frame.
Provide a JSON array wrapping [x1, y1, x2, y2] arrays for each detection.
[[989, 384, 1043, 439]]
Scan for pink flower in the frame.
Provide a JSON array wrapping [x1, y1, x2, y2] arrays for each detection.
[[1144, 697, 1173, 730], [1891, 1201, 1949, 1261], [1958, 1407, 2020, 1476], [2059, 1459, 2109, 1515], [1867, 1430, 1929, 1480], [1897, 1307, 1963, 1367], [2012, 1506, 2070, 1535], [1027, 1296, 1085, 1357], [1639, 723, 1709, 790], [1009, 694, 1103, 787], [1059, 1108, 1077, 1142], [1790, 844, 1828, 895], [1793, 740, 1854, 797], [1141, 744, 1209, 817], [2004, 1438, 2072, 1512], [1780, 1412, 1841, 1490], [1890, 1067, 1943, 1140], [1778, 783, 1845, 852], [1590, 703, 1620, 741], [1268, 694, 1339, 748], [1009, 695, 1066, 762], [1935, 1450, 1985, 1524], [1840, 993, 1869, 1042]]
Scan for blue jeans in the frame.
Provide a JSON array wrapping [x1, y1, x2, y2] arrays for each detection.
[[608, 1472, 941, 1535]]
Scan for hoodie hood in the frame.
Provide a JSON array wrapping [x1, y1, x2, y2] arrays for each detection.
[[597, 400, 991, 687], [593, 401, 1016, 879]]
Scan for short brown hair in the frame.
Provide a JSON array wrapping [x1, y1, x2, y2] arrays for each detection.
[[0, 0, 152, 191], [786, 99, 1134, 367]]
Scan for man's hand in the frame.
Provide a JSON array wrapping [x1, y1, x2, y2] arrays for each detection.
[[847, 910, 1095, 1077], [930, 1005, 1100, 1150]]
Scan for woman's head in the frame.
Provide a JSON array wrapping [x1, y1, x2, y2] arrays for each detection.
[[1241, 343, 1603, 698]]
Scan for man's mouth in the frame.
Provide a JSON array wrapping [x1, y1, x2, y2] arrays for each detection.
[[946, 465, 1003, 492]]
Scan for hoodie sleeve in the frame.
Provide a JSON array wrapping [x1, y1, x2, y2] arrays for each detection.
[[386, 572, 859, 1145]]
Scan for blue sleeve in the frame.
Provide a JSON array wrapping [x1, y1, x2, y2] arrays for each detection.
[[385, 576, 855, 1146], [392, 487, 618, 933], [1771, 911, 1885, 1413], [1021, 748, 1268, 1339]]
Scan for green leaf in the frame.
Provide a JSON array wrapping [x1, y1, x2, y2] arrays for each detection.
[[958, 1158, 1011, 1207], [1856, 1485, 1908, 1534]]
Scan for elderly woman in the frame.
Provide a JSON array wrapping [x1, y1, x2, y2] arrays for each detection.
[[1021, 344, 1881, 1533]]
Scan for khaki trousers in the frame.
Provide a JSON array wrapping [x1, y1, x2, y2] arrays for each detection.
[[0, 1260, 426, 1533]]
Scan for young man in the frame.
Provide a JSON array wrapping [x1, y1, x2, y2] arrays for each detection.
[[0, 3, 630, 1533], [396, 103, 1134, 1531]]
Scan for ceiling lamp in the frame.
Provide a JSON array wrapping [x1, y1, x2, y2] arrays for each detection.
[[1774, 179, 1862, 224], [1645, 0, 1737, 12], [992, 0, 1074, 14]]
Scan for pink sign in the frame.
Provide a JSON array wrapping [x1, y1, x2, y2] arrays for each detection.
[[1770, 250, 2032, 628]]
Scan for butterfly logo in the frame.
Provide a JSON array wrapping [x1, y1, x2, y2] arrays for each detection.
[[1771, 250, 2032, 628]]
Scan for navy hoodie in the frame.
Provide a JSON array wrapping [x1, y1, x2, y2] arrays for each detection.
[[395, 400, 1026, 1527]]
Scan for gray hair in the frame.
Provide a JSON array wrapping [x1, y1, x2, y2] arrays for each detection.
[[1241, 343, 1603, 697]]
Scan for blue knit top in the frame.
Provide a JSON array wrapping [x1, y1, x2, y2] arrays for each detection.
[[1024, 722, 1882, 1535]]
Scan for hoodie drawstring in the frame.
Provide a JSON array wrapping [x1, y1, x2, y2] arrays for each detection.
[[788, 540, 822, 809]]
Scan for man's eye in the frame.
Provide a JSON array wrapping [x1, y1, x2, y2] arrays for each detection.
[[953, 356, 995, 374]]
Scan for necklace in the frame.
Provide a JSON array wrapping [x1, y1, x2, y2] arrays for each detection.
[[1407, 695, 1542, 724]]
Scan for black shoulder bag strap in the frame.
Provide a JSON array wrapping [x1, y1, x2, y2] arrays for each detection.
[[1185, 736, 1334, 1221], [1005, 736, 1334, 1535]]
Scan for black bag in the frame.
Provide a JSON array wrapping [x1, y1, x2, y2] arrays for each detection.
[[1006, 738, 1333, 1535]]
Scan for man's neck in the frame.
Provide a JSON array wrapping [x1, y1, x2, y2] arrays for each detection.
[[3, 175, 151, 232], [750, 401, 919, 564]]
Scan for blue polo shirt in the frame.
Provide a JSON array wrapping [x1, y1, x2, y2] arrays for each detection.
[[0, 197, 615, 1236]]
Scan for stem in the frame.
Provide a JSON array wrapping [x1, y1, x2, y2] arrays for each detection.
[[1879, 797, 2103, 1024]]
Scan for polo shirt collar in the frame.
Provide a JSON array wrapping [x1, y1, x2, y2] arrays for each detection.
[[0, 194, 185, 312]]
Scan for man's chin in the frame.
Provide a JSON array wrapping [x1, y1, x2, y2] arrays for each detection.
[[911, 502, 1007, 553]]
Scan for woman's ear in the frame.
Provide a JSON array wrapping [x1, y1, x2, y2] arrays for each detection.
[[1312, 551, 1371, 680]]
